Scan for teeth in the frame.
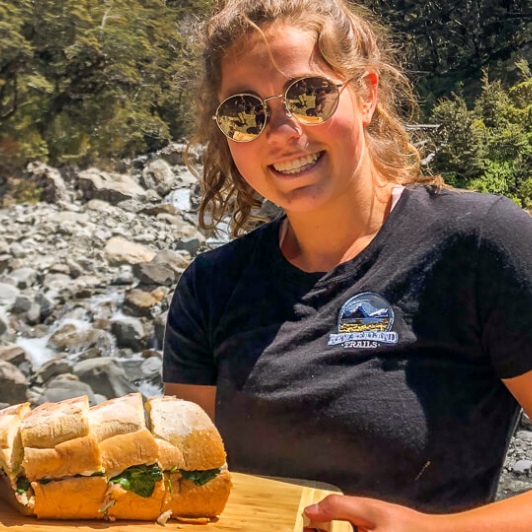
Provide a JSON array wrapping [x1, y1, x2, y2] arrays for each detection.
[[273, 153, 320, 174]]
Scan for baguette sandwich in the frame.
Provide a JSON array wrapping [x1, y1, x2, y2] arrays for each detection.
[[0, 393, 232, 523], [0, 402, 32, 514]]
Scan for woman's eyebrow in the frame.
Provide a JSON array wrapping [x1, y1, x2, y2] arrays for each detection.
[[222, 72, 318, 98]]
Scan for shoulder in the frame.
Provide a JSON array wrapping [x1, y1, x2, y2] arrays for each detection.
[[404, 185, 531, 233], [406, 185, 503, 214], [181, 217, 281, 285]]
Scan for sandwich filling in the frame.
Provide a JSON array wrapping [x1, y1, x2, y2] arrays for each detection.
[[109, 464, 163, 498]]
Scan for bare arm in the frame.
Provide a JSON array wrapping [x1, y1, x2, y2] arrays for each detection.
[[304, 370, 532, 532], [164, 383, 216, 421]]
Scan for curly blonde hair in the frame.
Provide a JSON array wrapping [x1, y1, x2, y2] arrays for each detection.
[[187, 0, 443, 238]]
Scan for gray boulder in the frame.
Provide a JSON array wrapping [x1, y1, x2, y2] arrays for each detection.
[[73, 357, 138, 399], [0, 360, 27, 404]]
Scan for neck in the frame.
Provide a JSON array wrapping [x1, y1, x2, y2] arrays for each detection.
[[280, 182, 396, 272]]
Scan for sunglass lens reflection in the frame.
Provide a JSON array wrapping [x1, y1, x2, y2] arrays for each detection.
[[217, 95, 265, 141], [286, 77, 339, 124]]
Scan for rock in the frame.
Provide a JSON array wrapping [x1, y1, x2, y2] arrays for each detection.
[[0, 283, 20, 309], [48, 324, 114, 357], [12, 296, 33, 314], [40, 374, 97, 405], [78, 168, 148, 204], [86, 199, 113, 212], [512, 459, 532, 475], [9, 243, 27, 259], [521, 412, 532, 431], [171, 222, 206, 255], [0, 360, 28, 404], [153, 311, 168, 349], [141, 159, 176, 196], [132, 262, 177, 286], [140, 355, 163, 385], [26, 302, 41, 325], [34, 291, 58, 319], [26, 162, 69, 203], [0, 308, 9, 336], [123, 288, 161, 318], [151, 249, 191, 271], [9, 267, 38, 289], [140, 203, 180, 216], [110, 317, 146, 351], [73, 357, 138, 399], [0, 345, 33, 376], [516, 431, 532, 442], [0, 255, 12, 273], [104, 236, 157, 266], [34, 354, 72, 384]]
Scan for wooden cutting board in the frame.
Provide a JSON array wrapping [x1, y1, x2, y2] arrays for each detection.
[[0, 472, 353, 531]]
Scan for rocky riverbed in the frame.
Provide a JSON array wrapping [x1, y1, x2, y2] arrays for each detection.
[[0, 144, 531, 502]]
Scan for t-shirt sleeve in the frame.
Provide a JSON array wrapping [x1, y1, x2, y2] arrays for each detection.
[[162, 259, 218, 385], [478, 196, 532, 379]]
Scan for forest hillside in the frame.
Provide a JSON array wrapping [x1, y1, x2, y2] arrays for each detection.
[[1, 0, 531, 207]]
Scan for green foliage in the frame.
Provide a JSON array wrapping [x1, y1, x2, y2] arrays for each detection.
[[0, 0, 205, 174], [430, 64, 532, 206], [109, 464, 163, 498], [364, 0, 532, 110], [1, 0, 530, 213]]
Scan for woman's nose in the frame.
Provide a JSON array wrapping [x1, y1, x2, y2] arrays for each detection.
[[265, 100, 303, 142]]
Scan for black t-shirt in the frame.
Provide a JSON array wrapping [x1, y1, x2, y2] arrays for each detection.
[[163, 185, 532, 512]]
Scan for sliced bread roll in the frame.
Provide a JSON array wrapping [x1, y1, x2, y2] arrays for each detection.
[[89, 392, 158, 478], [90, 393, 163, 521], [146, 396, 232, 519], [20, 396, 102, 481], [146, 396, 226, 471], [19, 396, 104, 519], [0, 403, 33, 515], [0, 402, 31, 481], [0, 394, 232, 522], [32, 476, 108, 520]]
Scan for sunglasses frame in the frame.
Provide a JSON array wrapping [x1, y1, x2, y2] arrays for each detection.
[[213, 75, 348, 142]]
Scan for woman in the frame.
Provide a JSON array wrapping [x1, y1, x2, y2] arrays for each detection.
[[163, 0, 532, 529]]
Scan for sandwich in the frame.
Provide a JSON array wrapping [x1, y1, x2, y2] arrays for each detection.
[[147, 395, 232, 521], [20, 395, 106, 519], [0, 402, 32, 514], [93, 392, 164, 521], [0, 393, 232, 523]]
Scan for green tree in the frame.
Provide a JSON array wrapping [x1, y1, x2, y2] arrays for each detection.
[[430, 63, 532, 206], [365, 0, 532, 109], [0, 0, 205, 174]]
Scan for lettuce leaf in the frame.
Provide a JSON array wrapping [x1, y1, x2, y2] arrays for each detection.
[[16, 477, 31, 494], [109, 464, 163, 498], [179, 468, 221, 486]]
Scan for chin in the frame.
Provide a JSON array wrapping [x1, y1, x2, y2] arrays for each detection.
[[279, 189, 333, 214]]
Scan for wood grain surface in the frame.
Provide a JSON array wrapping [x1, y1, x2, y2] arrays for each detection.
[[0, 472, 352, 531]]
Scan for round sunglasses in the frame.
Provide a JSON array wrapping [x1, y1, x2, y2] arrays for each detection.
[[213, 76, 347, 142]]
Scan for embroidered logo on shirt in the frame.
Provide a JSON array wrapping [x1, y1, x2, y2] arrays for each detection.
[[328, 291, 399, 349]]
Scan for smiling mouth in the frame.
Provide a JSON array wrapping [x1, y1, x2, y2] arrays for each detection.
[[272, 152, 323, 175]]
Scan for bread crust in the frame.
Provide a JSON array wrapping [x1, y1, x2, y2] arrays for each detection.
[[0, 472, 34, 516], [0, 396, 231, 522], [89, 393, 147, 442], [99, 429, 159, 478], [0, 402, 30, 476], [162, 469, 232, 518], [23, 435, 102, 481], [152, 437, 186, 471], [90, 394, 158, 477], [20, 396, 90, 448], [105, 479, 166, 521], [32, 476, 108, 519], [146, 396, 226, 470]]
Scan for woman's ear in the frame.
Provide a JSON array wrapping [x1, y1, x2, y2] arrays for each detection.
[[360, 71, 378, 127]]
